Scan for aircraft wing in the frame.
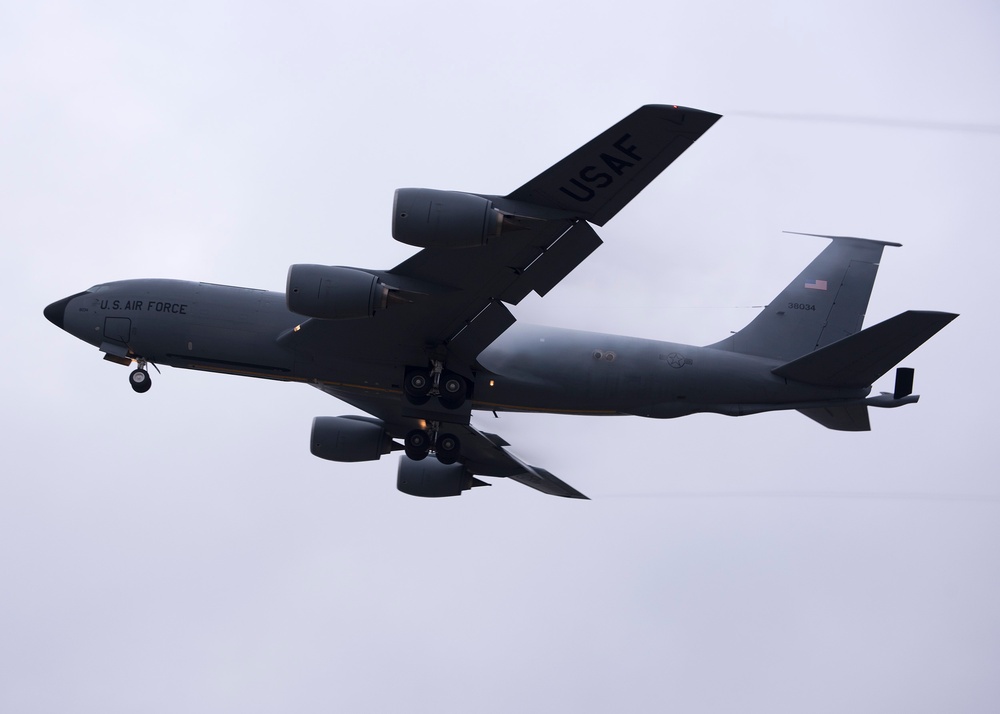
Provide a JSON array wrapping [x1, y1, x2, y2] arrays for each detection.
[[320, 386, 588, 499], [289, 105, 720, 374], [451, 424, 588, 499], [386, 105, 721, 358], [506, 104, 721, 226]]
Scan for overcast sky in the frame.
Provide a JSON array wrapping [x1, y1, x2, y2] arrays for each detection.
[[3, 1, 999, 712]]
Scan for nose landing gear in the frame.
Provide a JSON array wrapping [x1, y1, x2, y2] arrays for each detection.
[[129, 368, 151, 393], [128, 358, 156, 393]]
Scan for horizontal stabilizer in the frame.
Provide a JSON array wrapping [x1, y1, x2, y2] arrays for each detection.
[[774, 310, 958, 388], [798, 404, 871, 431]]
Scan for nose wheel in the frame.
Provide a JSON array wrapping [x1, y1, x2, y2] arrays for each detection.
[[129, 367, 151, 393], [128, 358, 157, 393]]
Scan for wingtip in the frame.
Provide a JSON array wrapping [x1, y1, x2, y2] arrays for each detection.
[[644, 103, 722, 118], [783, 230, 903, 248]]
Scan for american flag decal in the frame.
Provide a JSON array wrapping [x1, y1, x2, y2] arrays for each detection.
[[805, 279, 828, 290]]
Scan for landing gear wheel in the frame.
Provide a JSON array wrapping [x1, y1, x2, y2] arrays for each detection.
[[129, 368, 151, 394], [435, 433, 461, 465], [404, 369, 432, 405], [438, 372, 467, 409], [404, 429, 430, 461]]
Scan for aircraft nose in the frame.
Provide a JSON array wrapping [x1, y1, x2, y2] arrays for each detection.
[[44, 291, 89, 330]]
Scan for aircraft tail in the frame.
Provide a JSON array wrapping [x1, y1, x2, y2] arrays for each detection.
[[710, 233, 901, 362], [781, 310, 957, 432]]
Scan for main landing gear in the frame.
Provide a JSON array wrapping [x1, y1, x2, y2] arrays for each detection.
[[401, 361, 468, 464], [404, 425, 461, 465], [404, 362, 470, 410]]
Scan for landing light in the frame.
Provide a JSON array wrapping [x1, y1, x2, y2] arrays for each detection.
[[293, 324, 301, 332]]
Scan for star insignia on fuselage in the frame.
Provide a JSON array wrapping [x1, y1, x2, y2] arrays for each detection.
[[666, 352, 686, 368]]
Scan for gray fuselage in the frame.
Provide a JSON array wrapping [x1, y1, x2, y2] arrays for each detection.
[[54, 278, 868, 420]]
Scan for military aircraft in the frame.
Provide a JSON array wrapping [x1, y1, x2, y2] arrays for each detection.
[[44, 105, 956, 499]]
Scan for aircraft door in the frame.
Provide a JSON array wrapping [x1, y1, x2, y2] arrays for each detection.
[[104, 316, 132, 344]]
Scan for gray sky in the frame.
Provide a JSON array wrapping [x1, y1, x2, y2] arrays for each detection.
[[3, 1, 999, 712]]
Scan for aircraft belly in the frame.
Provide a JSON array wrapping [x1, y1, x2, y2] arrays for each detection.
[[476, 324, 793, 416], [475, 326, 663, 413]]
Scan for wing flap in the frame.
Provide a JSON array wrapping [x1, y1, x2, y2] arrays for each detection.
[[446, 300, 517, 369], [518, 221, 604, 298]]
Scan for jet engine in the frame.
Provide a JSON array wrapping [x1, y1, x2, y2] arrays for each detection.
[[287, 265, 395, 319], [392, 188, 508, 248], [397, 457, 488, 497], [311, 416, 396, 462]]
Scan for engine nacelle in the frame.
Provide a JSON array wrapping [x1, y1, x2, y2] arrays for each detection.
[[397, 457, 482, 497], [392, 188, 505, 248], [287, 265, 392, 319], [311, 416, 395, 463]]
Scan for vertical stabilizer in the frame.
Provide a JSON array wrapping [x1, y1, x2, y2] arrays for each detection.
[[710, 234, 901, 361]]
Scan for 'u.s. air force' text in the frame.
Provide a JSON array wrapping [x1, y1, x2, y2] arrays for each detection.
[[100, 299, 188, 314], [558, 133, 641, 202]]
